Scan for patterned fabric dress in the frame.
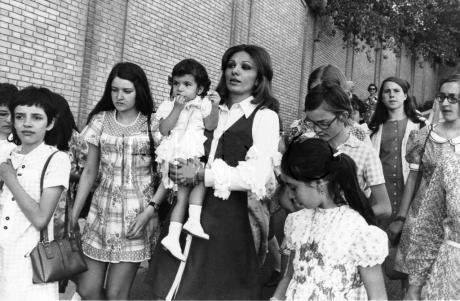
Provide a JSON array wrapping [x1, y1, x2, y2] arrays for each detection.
[[395, 125, 460, 273], [284, 206, 388, 300], [80, 110, 160, 263], [406, 152, 460, 299], [54, 131, 88, 239]]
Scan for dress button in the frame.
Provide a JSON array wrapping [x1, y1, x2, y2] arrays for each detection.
[[11, 197, 15, 201], [3, 226, 7, 230], [5, 216, 9, 220], [17, 173, 22, 176], [22, 165, 25, 168]]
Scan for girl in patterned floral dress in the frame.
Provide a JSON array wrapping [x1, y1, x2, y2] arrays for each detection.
[[393, 75, 460, 282], [70, 62, 165, 300], [272, 138, 388, 301]]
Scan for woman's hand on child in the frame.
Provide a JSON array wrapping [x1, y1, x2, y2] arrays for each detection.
[[168, 158, 200, 186], [0, 159, 16, 183]]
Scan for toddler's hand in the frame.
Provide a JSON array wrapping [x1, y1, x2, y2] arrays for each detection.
[[173, 95, 187, 109], [207, 90, 221, 105]]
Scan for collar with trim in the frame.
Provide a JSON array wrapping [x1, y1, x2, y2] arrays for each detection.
[[430, 130, 460, 145], [219, 96, 256, 118], [339, 132, 361, 148], [10, 142, 55, 168]]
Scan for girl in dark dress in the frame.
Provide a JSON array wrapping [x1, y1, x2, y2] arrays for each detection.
[[146, 44, 280, 300]]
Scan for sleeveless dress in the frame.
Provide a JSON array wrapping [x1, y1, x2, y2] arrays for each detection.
[[146, 107, 262, 300]]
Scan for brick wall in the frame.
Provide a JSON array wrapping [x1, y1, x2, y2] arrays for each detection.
[[0, 0, 88, 116], [0, 0, 445, 129]]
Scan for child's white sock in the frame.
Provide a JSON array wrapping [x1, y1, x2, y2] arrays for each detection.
[[168, 221, 183, 240], [188, 204, 202, 223]]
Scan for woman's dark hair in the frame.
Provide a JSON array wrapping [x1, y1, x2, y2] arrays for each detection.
[[307, 65, 348, 92], [168, 58, 211, 97], [48, 92, 79, 151], [304, 82, 353, 118], [439, 73, 460, 91], [9, 86, 58, 146], [368, 83, 378, 92], [369, 77, 422, 136], [281, 138, 376, 225], [87, 62, 154, 124], [0, 83, 18, 107], [216, 44, 279, 112]]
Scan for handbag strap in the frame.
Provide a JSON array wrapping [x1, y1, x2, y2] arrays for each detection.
[[39, 150, 59, 243]]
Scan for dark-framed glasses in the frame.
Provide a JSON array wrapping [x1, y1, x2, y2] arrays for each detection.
[[436, 94, 460, 104], [304, 116, 337, 130]]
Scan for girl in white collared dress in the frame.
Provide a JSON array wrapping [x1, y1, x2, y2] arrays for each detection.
[[154, 59, 219, 261], [0, 87, 71, 301]]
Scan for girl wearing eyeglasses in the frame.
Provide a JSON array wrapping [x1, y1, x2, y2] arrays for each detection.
[[386, 74, 460, 299], [303, 82, 391, 219]]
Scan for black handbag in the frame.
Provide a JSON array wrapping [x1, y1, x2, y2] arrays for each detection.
[[30, 151, 88, 284]]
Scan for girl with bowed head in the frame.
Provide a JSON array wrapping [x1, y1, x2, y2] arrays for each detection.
[[146, 44, 280, 300], [0, 87, 71, 300], [70, 62, 164, 300], [271, 138, 388, 300], [303, 82, 391, 218]]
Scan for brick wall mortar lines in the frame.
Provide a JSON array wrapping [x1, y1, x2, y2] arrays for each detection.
[[0, 0, 441, 130]]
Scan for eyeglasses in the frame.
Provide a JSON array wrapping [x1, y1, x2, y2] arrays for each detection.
[[304, 116, 337, 130], [369, 88, 377, 91], [436, 94, 459, 104]]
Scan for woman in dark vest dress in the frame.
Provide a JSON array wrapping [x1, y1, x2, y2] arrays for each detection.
[[146, 44, 280, 300]]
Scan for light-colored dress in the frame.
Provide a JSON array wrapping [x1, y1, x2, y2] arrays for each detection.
[[406, 152, 460, 299], [155, 96, 212, 189], [80, 110, 160, 263], [0, 143, 70, 300], [284, 206, 388, 300], [395, 125, 460, 272]]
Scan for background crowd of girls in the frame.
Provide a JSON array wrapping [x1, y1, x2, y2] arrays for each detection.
[[0, 44, 459, 300]]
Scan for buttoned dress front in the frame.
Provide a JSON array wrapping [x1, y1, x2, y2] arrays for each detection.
[[0, 143, 70, 301], [80, 111, 160, 263]]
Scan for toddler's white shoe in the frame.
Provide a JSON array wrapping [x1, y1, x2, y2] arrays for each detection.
[[183, 219, 210, 240], [161, 235, 185, 261]]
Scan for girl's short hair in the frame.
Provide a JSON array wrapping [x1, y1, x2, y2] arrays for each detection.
[[216, 44, 279, 112], [87, 62, 153, 124], [9, 86, 57, 146], [304, 82, 353, 116], [368, 76, 422, 135], [281, 138, 376, 225], [168, 59, 211, 97]]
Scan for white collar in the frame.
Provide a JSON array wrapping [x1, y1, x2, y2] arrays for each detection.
[[219, 96, 256, 118]]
